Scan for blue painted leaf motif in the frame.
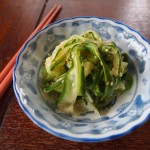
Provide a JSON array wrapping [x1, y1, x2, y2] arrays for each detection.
[[40, 105, 49, 111], [142, 48, 147, 53], [34, 110, 45, 119], [29, 42, 37, 50], [26, 83, 37, 95], [99, 116, 109, 121], [59, 23, 67, 27], [142, 78, 147, 85], [138, 57, 145, 73], [74, 124, 88, 127], [129, 49, 146, 73], [135, 95, 143, 108], [118, 113, 127, 118], [90, 129, 100, 134], [19, 63, 24, 75], [23, 53, 29, 60], [31, 59, 38, 67], [116, 124, 124, 129], [129, 49, 137, 57], [117, 102, 130, 113], [72, 21, 80, 26], [115, 26, 124, 33], [119, 95, 144, 118], [24, 95, 30, 103], [29, 69, 35, 75], [47, 29, 53, 35]]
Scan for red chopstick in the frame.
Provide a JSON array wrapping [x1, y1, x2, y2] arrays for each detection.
[[0, 4, 62, 98]]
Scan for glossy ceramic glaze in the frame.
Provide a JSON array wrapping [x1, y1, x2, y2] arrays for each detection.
[[13, 17, 150, 142]]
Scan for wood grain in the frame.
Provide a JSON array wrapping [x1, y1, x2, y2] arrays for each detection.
[[0, 0, 46, 124], [0, 0, 150, 149], [0, 0, 46, 71], [41, 0, 150, 40]]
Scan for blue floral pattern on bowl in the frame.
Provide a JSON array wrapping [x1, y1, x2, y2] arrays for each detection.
[[13, 17, 150, 142]]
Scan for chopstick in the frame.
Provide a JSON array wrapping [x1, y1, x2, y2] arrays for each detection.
[[0, 4, 62, 98], [0, 4, 60, 83]]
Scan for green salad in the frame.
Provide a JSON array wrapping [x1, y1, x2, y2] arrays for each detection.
[[40, 30, 133, 115]]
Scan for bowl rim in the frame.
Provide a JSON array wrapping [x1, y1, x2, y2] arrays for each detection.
[[13, 16, 150, 142]]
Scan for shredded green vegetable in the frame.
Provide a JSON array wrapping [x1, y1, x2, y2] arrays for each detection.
[[40, 30, 133, 115]]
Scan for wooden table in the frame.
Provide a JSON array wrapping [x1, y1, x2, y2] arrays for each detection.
[[0, 0, 150, 149]]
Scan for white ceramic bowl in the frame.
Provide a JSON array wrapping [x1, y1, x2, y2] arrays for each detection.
[[13, 17, 150, 142]]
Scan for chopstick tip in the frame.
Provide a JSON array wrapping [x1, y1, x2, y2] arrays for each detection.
[[57, 4, 62, 9]]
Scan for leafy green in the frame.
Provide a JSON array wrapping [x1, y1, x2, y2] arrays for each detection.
[[40, 30, 133, 115]]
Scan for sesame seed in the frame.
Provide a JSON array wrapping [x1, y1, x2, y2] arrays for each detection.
[[110, 81, 113, 86]]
